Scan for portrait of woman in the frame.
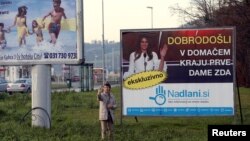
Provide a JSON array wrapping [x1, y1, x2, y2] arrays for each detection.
[[123, 34, 168, 79]]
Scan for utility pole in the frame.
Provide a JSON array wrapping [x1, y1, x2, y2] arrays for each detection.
[[147, 6, 153, 28]]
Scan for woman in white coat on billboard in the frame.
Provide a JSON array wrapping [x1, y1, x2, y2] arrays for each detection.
[[123, 35, 168, 79]]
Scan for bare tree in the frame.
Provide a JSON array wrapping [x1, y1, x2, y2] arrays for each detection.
[[169, 0, 248, 26], [170, 0, 250, 86], [170, 0, 225, 26]]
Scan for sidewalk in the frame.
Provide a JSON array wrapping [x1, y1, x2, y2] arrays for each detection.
[[51, 84, 120, 93]]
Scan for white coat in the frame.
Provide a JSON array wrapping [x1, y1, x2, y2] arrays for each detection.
[[98, 92, 117, 122], [123, 52, 167, 79]]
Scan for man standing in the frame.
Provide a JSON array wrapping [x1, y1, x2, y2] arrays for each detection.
[[97, 82, 117, 141]]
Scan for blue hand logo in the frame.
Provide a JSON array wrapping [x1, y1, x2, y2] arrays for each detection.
[[149, 85, 166, 105]]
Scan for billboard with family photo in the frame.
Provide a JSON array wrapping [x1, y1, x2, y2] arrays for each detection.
[[121, 27, 236, 117], [0, 0, 83, 65]]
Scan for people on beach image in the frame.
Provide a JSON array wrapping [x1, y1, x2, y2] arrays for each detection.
[[0, 23, 11, 49], [30, 20, 45, 46], [42, 0, 67, 44], [8, 6, 29, 47]]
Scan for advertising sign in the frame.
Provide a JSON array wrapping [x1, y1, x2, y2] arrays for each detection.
[[122, 27, 235, 116], [0, 0, 82, 65]]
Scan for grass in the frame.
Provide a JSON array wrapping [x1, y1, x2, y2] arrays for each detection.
[[0, 87, 249, 141]]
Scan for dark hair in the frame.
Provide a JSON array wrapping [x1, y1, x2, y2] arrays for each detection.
[[134, 35, 153, 61], [104, 81, 111, 89], [17, 6, 27, 16], [32, 20, 38, 28], [0, 23, 4, 27], [53, 0, 61, 4]]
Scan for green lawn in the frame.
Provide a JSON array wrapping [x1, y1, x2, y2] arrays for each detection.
[[0, 87, 249, 141]]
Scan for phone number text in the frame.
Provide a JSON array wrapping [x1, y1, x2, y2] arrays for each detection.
[[44, 53, 77, 59]]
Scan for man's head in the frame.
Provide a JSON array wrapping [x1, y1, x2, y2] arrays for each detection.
[[104, 81, 111, 89], [103, 82, 111, 93]]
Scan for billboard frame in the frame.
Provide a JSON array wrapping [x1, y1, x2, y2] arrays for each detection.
[[120, 26, 236, 117], [0, 0, 83, 65]]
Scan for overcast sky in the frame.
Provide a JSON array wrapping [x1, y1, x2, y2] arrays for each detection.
[[84, 0, 191, 42]]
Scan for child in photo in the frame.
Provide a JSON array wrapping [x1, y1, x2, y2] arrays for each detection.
[[0, 23, 10, 49], [42, 0, 67, 44], [30, 20, 45, 46]]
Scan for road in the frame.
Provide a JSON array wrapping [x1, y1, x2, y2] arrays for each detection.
[[52, 81, 120, 93]]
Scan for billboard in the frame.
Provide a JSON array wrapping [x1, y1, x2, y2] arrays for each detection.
[[0, 0, 82, 65], [121, 27, 235, 116]]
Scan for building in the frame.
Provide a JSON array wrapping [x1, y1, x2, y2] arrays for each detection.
[[0, 66, 31, 82]]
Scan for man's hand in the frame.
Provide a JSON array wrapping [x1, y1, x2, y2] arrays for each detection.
[[97, 87, 103, 94], [97, 87, 103, 101], [107, 104, 113, 109]]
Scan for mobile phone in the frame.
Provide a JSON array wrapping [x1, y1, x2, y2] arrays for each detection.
[[99, 86, 103, 92], [98, 93, 102, 101]]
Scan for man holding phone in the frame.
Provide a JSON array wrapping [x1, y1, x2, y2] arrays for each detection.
[[97, 82, 117, 141]]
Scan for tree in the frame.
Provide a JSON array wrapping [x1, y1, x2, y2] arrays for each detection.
[[213, 0, 250, 86], [170, 0, 225, 26]]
